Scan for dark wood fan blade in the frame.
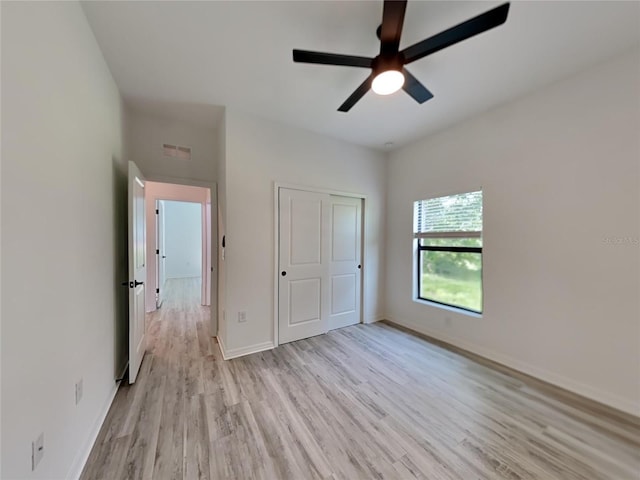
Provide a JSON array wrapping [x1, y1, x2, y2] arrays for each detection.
[[402, 3, 510, 64], [380, 0, 407, 54], [402, 68, 433, 104], [338, 74, 374, 112], [293, 50, 373, 68]]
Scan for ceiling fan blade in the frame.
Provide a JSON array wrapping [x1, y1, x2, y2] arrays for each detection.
[[380, 0, 407, 54], [338, 74, 374, 112], [401, 3, 510, 64], [402, 69, 433, 104], [293, 50, 373, 68]]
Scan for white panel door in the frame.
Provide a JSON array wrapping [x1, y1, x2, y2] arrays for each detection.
[[329, 196, 362, 330], [278, 188, 330, 344], [128, 161, 147, 384], [156, 200, 166, 308]]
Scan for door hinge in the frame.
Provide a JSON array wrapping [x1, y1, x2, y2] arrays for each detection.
[[156, 209, 159, 214], [156, 288, 160, 294], [156, 249, 159, 255]]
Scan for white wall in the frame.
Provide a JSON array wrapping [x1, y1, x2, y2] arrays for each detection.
[[1, 2, 127, 478], [164, 201, 202, 279], [220, 109, 386, 357], [127, 109, 217, 182], [385, 49, 640, 416]]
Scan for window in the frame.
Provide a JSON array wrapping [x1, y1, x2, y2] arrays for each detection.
[[414, 190, 483, 313]]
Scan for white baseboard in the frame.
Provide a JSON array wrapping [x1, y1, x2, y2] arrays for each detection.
[[365, 315, 385, 324], [218, 338, 275, 360], [115, 361, 128, 383], [67, 382, 120, 480], [217, 335, 227, 358], [385, 315, 640, 418]]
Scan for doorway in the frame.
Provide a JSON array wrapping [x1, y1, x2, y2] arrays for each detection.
[[157, 200, 203, 306], [144, 181, 217, 334], [277, 186, 363, 345]]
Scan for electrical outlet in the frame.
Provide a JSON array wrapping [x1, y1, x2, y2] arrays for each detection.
[[75, 378, 83, 405], [32, 432, 44, 471], [238, 311, 247, 323]]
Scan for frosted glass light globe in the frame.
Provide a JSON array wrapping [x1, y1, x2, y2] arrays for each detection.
[[372, 70, 405, 95]]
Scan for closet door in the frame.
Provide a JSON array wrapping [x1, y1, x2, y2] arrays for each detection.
[[328, 196, 362, 330], [278, 188, 330, 344]]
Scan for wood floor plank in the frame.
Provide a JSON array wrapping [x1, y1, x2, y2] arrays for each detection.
[[185, 394, 211, 480], [81, 278, 640, 480]]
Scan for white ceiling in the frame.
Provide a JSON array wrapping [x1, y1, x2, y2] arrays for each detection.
[[82, 1, 640, 150]]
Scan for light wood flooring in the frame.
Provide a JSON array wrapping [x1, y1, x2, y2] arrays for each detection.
[[81, 278, 640, 479]]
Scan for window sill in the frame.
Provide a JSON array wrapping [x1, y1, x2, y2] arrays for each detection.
[[412, 298, 483, 318]]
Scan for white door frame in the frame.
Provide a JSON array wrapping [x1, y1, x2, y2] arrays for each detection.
[[273, 182, 366, 348], [144, 175, 218, 336]]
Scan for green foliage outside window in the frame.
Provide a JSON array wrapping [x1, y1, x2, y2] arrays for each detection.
[[415, 191, 483, 313]]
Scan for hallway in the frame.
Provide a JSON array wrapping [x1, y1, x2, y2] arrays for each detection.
[[81, 277, 214, 479]]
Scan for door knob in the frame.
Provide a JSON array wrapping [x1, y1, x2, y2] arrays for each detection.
[[134, 280, 144, 286], [281, 271, 287, 276], [357, 264, 361, 269]]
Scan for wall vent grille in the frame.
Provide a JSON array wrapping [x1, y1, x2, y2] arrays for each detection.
[[162, 143, 191, 160]]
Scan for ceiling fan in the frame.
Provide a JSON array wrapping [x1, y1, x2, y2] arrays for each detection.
[[292, 1, 510, 112]]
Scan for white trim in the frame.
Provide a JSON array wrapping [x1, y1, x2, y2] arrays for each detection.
[[218, 338, 275, 360], [217, 335, 227, 358], [385, 315, 640, 417], [358, 197, 365, 328], [273, 182, 367, 347], [67, 382, 120, 480], [275, 181, 367, 201], [143, 174, 215, 190], [365, 315, 386, 324], [273, 184, 279, 348], [412, 298, 483, 318], [116, 361, 129, 382]]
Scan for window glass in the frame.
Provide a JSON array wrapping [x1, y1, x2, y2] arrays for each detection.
[[414, 190, 483, 313]]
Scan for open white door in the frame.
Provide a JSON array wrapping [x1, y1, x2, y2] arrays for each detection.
[[278, 188, 330, 344], [328, 195, 362, 330], [128, 161, 147, 384], [156, 200, 166, 308]]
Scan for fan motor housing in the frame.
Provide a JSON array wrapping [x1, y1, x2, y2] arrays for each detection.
[[372, 53, 405, 75]]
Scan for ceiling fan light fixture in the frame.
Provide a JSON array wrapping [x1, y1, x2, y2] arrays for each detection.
[[372, 69, 405, 95], [293, 1, 511, 111]]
